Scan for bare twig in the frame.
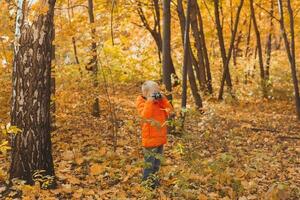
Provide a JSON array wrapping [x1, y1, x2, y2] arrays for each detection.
[[277, 136, 300, 140], [250, 127, 279, 133], [54, 4, 88, 10], [255, 3, 280, 22], [111, 0, 116, 46], [202, 0, 215, 25]]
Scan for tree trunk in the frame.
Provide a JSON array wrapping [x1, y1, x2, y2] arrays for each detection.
[[195, 2, 213, 94], [181, 0, 191, 109], [177, 0, 203, 108], [72, 37, 80, 64], [278, 0, 300, 119], [213, 0, 232, 89], [245, 17, 252, 58], [162, 0, 173, 100], [136, 1, 179, 86], [87, 0, 100, 117], [217, 0, 244, 100], [233, 19, 246, 66], [265, 0, 274, 80], [250, 0, 267, 97], [10, 0, 56, 186], [50, 45, 56, 131], [190, 0, 206, 91], [67, 0, 80, 64]]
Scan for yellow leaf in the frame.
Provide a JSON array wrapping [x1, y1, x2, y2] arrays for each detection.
[[90, 163, 105, 176], [68, 176, 81, 185], [199, 194, 208, 200], [75, 157, 84, 165]]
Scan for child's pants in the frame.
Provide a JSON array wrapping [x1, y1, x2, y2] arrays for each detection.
[[142, 145, 163, 184]]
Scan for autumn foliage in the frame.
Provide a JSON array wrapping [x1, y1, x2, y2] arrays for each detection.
[[0, 0, 300, 199]]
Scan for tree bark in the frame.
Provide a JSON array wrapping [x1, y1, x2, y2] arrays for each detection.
[[87, 0, 100, 117], [50, 45, 56, 131], [10, 0, 56, 186]]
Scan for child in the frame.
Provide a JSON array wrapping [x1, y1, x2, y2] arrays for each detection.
[[136, 81, 173, 188]]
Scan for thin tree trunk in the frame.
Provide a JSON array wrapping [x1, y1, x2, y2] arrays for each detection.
[[190, 0, 206, 91], [217, 0, 244, 100], [72, 37, 80, 64], [245, 17, 252, 58], [233, 19, 246, 66], [233, 29, 242, 66], [136, 1, 179, 85], [181, 0, 191, 109], [213, 0, 232, 88], [67, 0, 80, 64], [162, 0, 172, 101], [250, 0, 267, 97], [10, 0, 56, 186], [195, 2, 213, 94], [265, 0, 274, 80], [277, 0, 300, 119], [87, 0, 100, 117], [177, 0, 202, 108]]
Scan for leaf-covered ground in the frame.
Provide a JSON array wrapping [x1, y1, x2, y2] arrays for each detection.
[[0, 70, 299, 200]]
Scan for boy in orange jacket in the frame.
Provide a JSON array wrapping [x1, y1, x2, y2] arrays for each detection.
[[136, 81, 173, 188]]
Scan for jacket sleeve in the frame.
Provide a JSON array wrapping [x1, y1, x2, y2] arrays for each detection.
[[136, 96, 153, 119], [160, 96, 173, 116]]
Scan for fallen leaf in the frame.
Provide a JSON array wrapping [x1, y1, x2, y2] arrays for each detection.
[[90, 163, 105, 176], [199, 193, 208, 200], [63, 150, 74, 161]]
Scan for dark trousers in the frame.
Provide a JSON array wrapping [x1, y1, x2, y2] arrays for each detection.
[[142, 145, 163, 185]]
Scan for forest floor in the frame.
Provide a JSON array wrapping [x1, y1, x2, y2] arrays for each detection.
[[0, 70, 300, 200]]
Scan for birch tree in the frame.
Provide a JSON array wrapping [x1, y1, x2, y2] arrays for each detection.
[[10, 0, 56, 187]]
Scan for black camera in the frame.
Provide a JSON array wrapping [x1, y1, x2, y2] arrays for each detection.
[[152, 92, 162, 100]]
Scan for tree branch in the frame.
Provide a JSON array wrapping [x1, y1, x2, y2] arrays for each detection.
[[255, 3, 280, 22]]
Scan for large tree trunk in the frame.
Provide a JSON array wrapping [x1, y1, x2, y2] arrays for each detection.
[[162, 0, 172, 100], [87, 0, 100, 117], [10, 0, 56, 186], [278, 0, 300, 119]]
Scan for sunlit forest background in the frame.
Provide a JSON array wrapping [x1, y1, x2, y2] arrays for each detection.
[[0, 0, 299, 199]]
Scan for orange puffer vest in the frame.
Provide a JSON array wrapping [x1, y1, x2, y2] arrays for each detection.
[[136, 96, 173, 147]]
